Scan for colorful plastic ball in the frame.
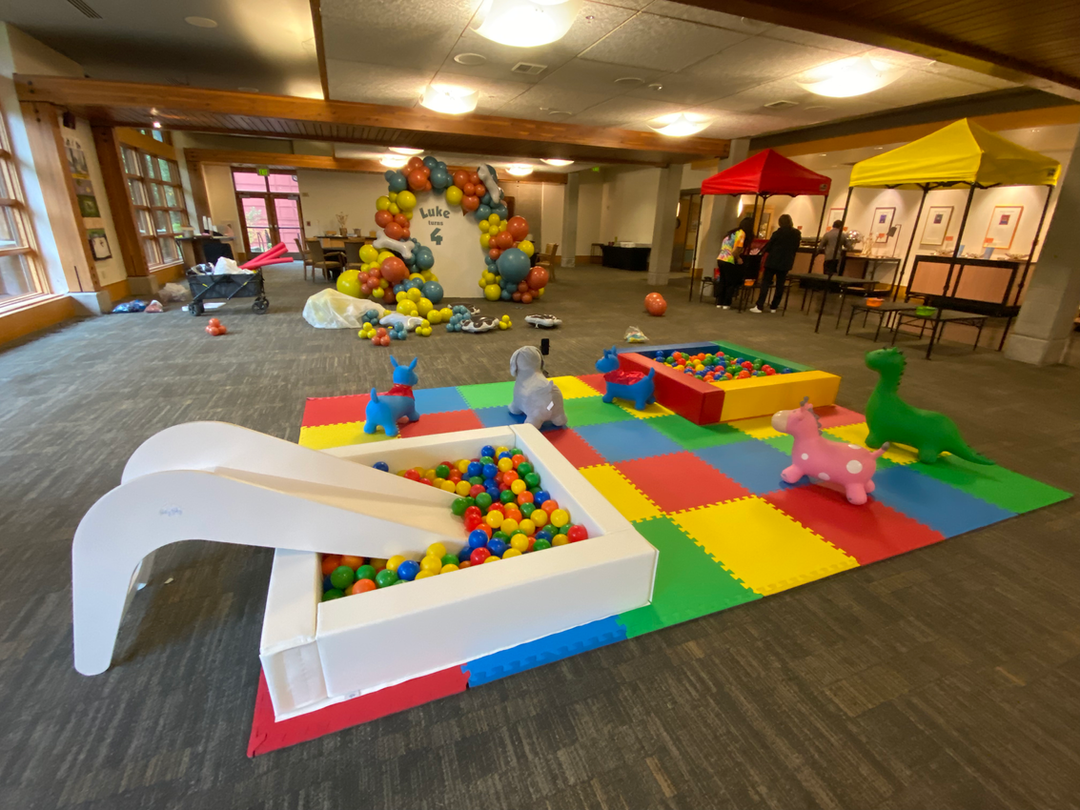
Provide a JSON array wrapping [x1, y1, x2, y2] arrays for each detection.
[[523, 472, 541, 488], [509, 479, 526, 495], [458, 546, 473, 563], [501, 518, 519, 536], [509, 534, 530, 553], [475, 492, 493, 510], [482, 463, 498, 479], [481, 445, 496, 458], [484, 511, 503, 530], [552, 535, 569, 547], [451, 497, 470, 516], [355, 564, 377, 582], [567, 525, 589, 543], [436, 464, 451, 480], [497, 457, 513, 472], [385, 555, 405, 574], [321, 554, 343, 576], [540, 499, 559, 514], [420, 555, 443, 574], [373, 461, 390, 472], [350, 578, 377, 595], [469, 529, 490, 549], [470, 547, 491, 566], [549, 509, 570, 528], [533, 538, 552, 551], [487, 538, 508, 557], [440, 554, 459, 567], [518, 518, 536, 536], [330, 565, 355, 590], [441, 563, 460, 573], [425, 542, 447, 560], [396, 560, 421, 581], [499, 489, 516, 504], [322, 588, 345, 601], [534, 490, 551, 506], [412, 570, 433, 580], [375, 569, 399, 588]]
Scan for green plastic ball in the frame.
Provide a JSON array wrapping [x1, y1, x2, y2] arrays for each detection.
[[520, 502, 536, 518], [451, 497, 469, 516], [436, 464, 451, 480], [509, 448, 523, 458], [441, 554, 458, 567], [330, 565, 355, 590], [517, 462, 533, 476], [500, 489, 516, 504], [469, 476, 484, 486], [558, 523, 571, 535], [375, 569, 398, 588], [480, 456, 495, 466], [322, 588, 345, 601], [524, 472, 541, 488], [533, 539, 552, 551], [493, 530, 509, 542], [355, 564, 377, 581], [475, 492, 493, 510]]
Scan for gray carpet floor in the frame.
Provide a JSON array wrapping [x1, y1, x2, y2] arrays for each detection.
[[1, 263, 1078, 810]]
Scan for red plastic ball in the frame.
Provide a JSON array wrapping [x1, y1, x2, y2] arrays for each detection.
[[404, 469, 421, 481], [470, 547, 491, 566], [464, 505, 482, 521], [567, 525, 589, 543]]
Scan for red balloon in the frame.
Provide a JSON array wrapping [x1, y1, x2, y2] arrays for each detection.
[[394, 213, 408, 227], [462, 195, 480, 212], [381, 256, 408, 284], [375, 210, 393, 228], [358, 272, 370, 283], [382, 290, 396, 304], [526, 266, 549, 290], [408, 169, 427, 191], [424, 180, 432, 191], [453, 170, 469, 189], [418, 165, 430, 178], [506, 216, 529, 241], [400, 227, 410, 239], [521, 292, 533, 304], [369, 266, 382, 279], [494, 231, 514, 250], [512, 291, 522, 302], [644, 292, 667, 316], [517, 281, 529, 293], [469, 172, 480, 185], [474, 184, 486, 198], [384, 221, 404, 240], [489, 248, 502, 260], [463, 183, 476, 197], [406, 156, 424, 171]]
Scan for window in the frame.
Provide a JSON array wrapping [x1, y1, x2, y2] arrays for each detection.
[[121, 145, 188, 268], [231, 169, 303, 255], [0, 108, 47, 308]]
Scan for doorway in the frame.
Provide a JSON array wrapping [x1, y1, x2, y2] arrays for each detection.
[[670, 190, 702, 273], [232, 169, 304, 256]]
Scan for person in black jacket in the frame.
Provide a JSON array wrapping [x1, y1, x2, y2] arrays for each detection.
[[750, 214, 801, 313]]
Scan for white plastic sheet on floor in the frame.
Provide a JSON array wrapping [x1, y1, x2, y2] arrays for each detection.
[[302, 289, 386, 329]]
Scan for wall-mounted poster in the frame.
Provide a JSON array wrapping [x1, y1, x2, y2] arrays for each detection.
[[87, 228, 112, 260], [984, 205, 1023, 249], [920, 206, 953, 246], [77, 195, 100, 218], [870, 207, 895, 243], [828, 207, 844, 225]]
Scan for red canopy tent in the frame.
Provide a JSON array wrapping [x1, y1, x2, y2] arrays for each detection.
[[701, 149, 833, 240]]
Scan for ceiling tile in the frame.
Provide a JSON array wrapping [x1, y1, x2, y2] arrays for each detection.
[[322, 16, 448, 72], [430, 70, 533, 113], [685, 37, 846, 88], [326, 59, 430, 107], [580, 13, 750, 72], [922, 61, 1018, 90], [496, 84, 615, 118], [761, 26, 868, 55], [861, 71, 995, 108], [540, 58, 665, 92], [642, 1, 773, 34], [564, 96, 687, 127], [597, 0, 653, 8], [321, 0, 480, 25], [860, 47, 936, 69], [622, 71, 733, 105]]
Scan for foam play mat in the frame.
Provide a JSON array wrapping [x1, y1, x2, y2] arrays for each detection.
[[247, 374, 1070, 755]]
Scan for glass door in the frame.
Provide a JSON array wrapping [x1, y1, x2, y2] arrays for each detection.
[[240, 196, 273, 254], [233, 170, 304, 256]]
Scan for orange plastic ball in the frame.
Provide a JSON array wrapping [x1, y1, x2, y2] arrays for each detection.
[[644, 292, 667, 316], [321, 555, 342, 575]]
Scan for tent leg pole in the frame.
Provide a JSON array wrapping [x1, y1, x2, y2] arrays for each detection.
[[927, 184, 976, 359], [815, 186, 853, 333], [895, 185, 929, 301]]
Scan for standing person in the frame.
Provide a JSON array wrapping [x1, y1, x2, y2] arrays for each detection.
[[818, 219, 853, 276], [714, 216, 755, 310], [750, 214, 801, 313]]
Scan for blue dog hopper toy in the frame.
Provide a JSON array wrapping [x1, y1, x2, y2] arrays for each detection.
[[365, 357, 421, 436]]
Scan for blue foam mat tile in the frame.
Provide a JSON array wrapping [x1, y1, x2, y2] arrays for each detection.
[[870, 464, 1017, 537], [413, 386, 469, 415], [625, 341, 720, 358], [692, 440, 792, 495], [463, 617, 627, 687], [573, 420, 682, 463], [474, 406, 528, 428]]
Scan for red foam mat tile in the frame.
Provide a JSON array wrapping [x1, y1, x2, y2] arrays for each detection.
[[301, 394, 370, 428], [248, 667, 470, 756], [541, 427, 607, 468], [398, 409, 484, 438], [616, 451, 750, 512], [575, 373, 609, 395], [764, 485, 945, 565], [814, 405, 865, 429]]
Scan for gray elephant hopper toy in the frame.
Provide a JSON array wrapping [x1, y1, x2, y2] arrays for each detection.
[[509, 346, 567, 429]]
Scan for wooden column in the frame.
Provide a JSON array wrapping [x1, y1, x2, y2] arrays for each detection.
[[18, 100, 99, 291], [91, 126, 149, 277], [185, 157, 211, 225]]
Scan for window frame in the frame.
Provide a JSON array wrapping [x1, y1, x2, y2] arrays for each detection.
[[0, 110, 49, 310], [120, 144, 188, 269]]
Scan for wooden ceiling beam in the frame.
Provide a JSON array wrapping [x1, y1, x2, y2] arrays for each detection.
[[13, 75, 730, 164]]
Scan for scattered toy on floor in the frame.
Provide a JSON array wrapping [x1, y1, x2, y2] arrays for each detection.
[[509, 346, 567, 429], [205, 317, 228, 336], [596, 346, 655, 410], [364, 357, 420, 436], [644, 292, 667, 316], [524, 314, 561, 328]]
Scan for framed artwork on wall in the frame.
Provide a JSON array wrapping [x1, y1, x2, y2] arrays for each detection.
[[870, 207, 895, 243], [920, 206, 953, 246], [984, 205, 1023, 249], [87, 228, 112, 260], [828, 207, 844, 225], [757, 211, 771, 237]]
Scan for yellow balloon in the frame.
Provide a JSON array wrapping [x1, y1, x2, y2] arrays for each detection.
[[407, 287, 423, 302], [488, 214, 501, 226], [537, 287, 545, 296], [397, 190, 416, 210], [336, 269, 360, 297], [478, 277, 487, 289], [395, 290, 407, 302], [478, 220, 491, 233], [388, 203, 400, 215], [409, 272, 424, 281], [480, 233, 490, 249], [360, 244, 379, 263], [518, 240, 535, 257], [378, 250, 394, 262], [440, 307, 453, 320], [376, 195, 391, 211], [498, 222, 507, 232], [484, 283, 501, 301], [403, 211, 413, 221], [427, 310, 441, 324], [379, 279, 388, 289], [445, 186, 463, 206]]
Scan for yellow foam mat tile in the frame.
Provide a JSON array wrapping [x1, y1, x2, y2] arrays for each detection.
[[299, 421, 396, 450], [824, 422, 918, 465], [727, 415, 782, 439], [615, 400, 675, 420], [580, 464, 660, 523], [671, 496, 857, 596], [551, 376, 602, 400]]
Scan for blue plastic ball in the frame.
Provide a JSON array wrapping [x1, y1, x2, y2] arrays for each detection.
[[487, 538, 508, 558], [373, 461, 389, 472], [468, 530, 489, 550], [534, 530, 553, 543], [467, 461, 483, 477], [396, 560, 420, 581], [482, 463, 498, 479], [485, 486, 500, 501], [323, 574, 333, 591], [481, 445, 495, 458], [458, 546, 473, 562], [534, 489, 551, 506]]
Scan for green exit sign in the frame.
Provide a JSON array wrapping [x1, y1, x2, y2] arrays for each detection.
[[257, 167, 270, 176]]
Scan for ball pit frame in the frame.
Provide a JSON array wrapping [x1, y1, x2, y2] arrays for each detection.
[[261, 425, 658, 720], [615, 340, 841, 425]]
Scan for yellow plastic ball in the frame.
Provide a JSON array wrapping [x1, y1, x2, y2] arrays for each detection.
[[495, 446, 509, 456], [397, 190, 416, 210], [550, 509, 570, 528], [518, 518, 536, 536], [510, 479, 527, 495], [415, 570, 436, 580], [424, 468, 437, 481], [420, 555, 442, 574], [518, 240, 535, 257], [441, 480, 457, 493], [386, 555, 406, 573], [455, 481, 472, 497], [501, 518, 519, 535], [456, 459, 470, 473], [432, 477, 445, 487], [441, 563, 460, 573], [482, 555, 500, 563], [484, 284, 501, 301], [485, 511, 503, 529], [531, 509, 548, 528], [478, 220, 491, 233], [498, 319, 511, 330], [427, 542, 447, 559], [376, 195, 391, 211], [509, 535, 529, 553], [502, 548, 522, 559], [497, 457, 513, 472], [388, 203, 400, 215], [552, 535, 569, 547]]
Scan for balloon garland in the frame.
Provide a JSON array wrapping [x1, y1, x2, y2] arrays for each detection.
[[337, 156, 550, 315]]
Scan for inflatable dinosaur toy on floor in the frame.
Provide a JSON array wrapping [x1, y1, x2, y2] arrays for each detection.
[[864, 347, 993, 465]]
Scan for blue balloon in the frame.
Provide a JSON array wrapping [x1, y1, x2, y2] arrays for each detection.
[[497, 248, 531, 284], [485, 255, 497, 267], [430, 170, 449, 189], [414, 246, 435, 270], [437, 161, 447, 171], [492, 203, 509, 219], [481, 193, 492, 206], [422, 280, 444, 304], [383, 170, 397, 183], [501, 289, 512, 300], [387, 171, 408, 192], [423, 155, 438, 169], [406, 278, 424, 290], [396, 560, 420, 581], [393, 282, 405, 294], [475, 204, 492, 221]]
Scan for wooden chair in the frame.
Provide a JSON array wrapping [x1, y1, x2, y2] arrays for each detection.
[[305, 239, 341, 282], [343, 241, 364, 270], [295, 238, 315, 281], [536, 243, 558, 281]]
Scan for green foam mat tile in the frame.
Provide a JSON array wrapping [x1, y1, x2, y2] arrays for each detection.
[[761, 434, 794, 456], [617, 516, 759, 639], [647, 415, 753, 451], [908, 455, 1071, 514], [456, 381, 517, 410], [563, 396, 635, 428]]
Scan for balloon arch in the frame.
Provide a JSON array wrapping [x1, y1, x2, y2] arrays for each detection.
[[336, 156, 550, 309]]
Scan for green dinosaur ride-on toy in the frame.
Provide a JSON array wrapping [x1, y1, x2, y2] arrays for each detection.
[[864, 347, 993, 466]]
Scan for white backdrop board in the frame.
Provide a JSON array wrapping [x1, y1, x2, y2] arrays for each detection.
[[412, 195, 485, 298]]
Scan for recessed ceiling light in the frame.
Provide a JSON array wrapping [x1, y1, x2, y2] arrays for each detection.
[[473, 0, 584, 48], [381, 155, 409, 168], [454, 53, 487, 66], [419, 84, 479, 114], [237, 87, 259, 93], [647, 112, 710, 137], [184, 16, 218, 28], [152, 121, 162, 129], [541, 158, 574, 166], [548, 110, 572, 117], [585, 14, 594, 21], [506, 163, 534, 177], [797, 56, 903, 97], [819, 153, 827, 157], [647, 83, 664, 91], [389, 146, 424, 155], [614, 77, 643, 87], [805, 105, 829, 111]]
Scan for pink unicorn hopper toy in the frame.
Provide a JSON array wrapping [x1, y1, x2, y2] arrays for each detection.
[[771, 398, 886, 505]]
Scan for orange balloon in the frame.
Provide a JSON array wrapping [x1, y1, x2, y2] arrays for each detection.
[[462, 195, 480, 212], [527, 266, 549, 290], [381, 256, 408, 284], [494, 231, 514, 250], [488, 247, 502, 260], [645, 293, 667, 316], [394, 213, 408, 227], [375, 210, 393, 228], [384, 221, 404, 240], [453, 170, 469, 189], [406, 156, 424, 171], [469, 172, 480, 185], [408, 169, 427, 191], [507, 216, 529, 241]]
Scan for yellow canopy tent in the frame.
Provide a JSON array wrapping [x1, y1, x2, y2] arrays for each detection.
[[815, 120, 1061, 349]]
